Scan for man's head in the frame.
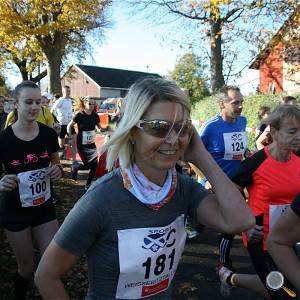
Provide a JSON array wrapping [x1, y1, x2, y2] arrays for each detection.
[[281, 96, 298, 106], [62, 85, 71, 98], [217, 86, 244, 122]]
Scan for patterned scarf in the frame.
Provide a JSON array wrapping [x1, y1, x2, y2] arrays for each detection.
[[121, 164, 177, 210]]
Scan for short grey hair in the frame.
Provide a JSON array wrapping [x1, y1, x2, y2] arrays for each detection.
[[267, 104, 300, 130], [216, 85, 241, 103], [102, 77, 191, 170]]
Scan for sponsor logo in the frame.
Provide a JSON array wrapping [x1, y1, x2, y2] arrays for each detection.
[[141, 278, 169, 297], [231, 133, 243, 142], [142, 227, 176, 253], [33, 196, 45, 206]]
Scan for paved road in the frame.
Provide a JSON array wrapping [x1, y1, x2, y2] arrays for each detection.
[[172, 229, 265, 299]]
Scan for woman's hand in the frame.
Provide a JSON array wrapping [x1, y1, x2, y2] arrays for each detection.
[[0, 175, 19, 191], [184, 126, 206, 164], [246, 225, 264, 243], [48, 164, 63, 180]]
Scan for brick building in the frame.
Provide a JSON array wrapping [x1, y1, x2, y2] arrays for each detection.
[[250, 12, 300, 95]]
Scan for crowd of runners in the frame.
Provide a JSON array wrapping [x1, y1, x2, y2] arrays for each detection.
[[0, 78, 299, 300]]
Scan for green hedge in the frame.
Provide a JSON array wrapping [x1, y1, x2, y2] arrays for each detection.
[[191, 94, 282, 150]]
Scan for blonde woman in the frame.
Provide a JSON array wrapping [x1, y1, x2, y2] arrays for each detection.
[[35, 77, 254, 299]]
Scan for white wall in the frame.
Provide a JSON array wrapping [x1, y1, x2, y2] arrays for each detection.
[[100, 88, 122, 98]]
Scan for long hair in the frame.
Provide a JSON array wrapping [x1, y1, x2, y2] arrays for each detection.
[[74, 96, 96, 114], [101, 77, 191, 170], [74, 97, 85, 113]]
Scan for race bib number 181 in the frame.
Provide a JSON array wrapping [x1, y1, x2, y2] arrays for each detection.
[[116, 215, 186, 299]]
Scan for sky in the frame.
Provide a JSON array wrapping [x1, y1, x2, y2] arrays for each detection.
[[5, 3, 259, 95]]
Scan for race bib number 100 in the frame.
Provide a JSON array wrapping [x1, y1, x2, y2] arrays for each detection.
[[116, 215, 186, 299], [18, 167, 51, 207]]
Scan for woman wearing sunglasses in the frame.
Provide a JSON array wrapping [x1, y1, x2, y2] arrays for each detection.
[[67, 96, 101, 190], [35, 77, 254, 299]]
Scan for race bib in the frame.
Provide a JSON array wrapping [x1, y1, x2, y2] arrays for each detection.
[[18, 167, 51, 207], [116, 215, 186, 299], [269, 204, 290, 229], [82, 130, 96, 145], [223, 131, 247, 160]]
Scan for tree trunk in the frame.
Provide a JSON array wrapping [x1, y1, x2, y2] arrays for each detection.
[[15, 59, 29, 81], [38, 32, 65, 95], [46, 52, 62, 94], [210, 8, 225, 93]]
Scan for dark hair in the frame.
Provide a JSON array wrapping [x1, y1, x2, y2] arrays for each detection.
[[14, 81, 39, 101], [217, 85, 241, 103], [281, 96, 297, 105], [11, 108, 18, 124], [54, 93, 61, 99], [258, 106, 271, 120], [64, 85, 70, 89]]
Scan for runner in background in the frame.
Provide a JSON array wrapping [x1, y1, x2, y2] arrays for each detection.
[[67, 96, 101, 190], [267, 193, 300, 291], [218, 105, 300, 300], [256, 96, 298, 151], [255, 106, 271, 151], [50, 86, 74, 159], [197, 85, 247, 297], [0, 81, 62, 299], [281, 95, 298, 106], [35, 77, 254, 300]]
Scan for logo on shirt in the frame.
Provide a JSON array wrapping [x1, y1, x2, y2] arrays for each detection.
[[142, 227, 176, 253], [231, 133, 243, 142], [28, 170, 46, 182]]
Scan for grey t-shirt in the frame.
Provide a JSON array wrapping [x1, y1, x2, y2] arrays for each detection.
[[54, 169, 208, 299]]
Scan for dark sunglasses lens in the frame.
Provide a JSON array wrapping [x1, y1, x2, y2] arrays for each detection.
[[179, 123, 192, 136], [143, 121, 170, 137]]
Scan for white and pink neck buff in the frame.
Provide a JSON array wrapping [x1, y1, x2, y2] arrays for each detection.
[[121, 164, 177, 210]]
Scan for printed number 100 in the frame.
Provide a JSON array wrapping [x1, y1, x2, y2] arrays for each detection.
[[29, 181, 46, 196], [142, 249, 175, 279]]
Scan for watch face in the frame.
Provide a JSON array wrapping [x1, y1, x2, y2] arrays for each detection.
[[266, 271, 284, 291]]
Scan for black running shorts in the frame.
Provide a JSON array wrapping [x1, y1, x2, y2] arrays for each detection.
[[1, 200, 56, 232]]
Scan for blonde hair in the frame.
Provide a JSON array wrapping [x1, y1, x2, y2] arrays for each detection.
[[74, 97, 85, 112], [102, 77, 191, 170]]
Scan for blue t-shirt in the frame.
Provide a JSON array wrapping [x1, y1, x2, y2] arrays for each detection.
[[199, 115, 247, 178]]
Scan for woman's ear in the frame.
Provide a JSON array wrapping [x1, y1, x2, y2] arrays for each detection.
[[129, 127, 137, 145]]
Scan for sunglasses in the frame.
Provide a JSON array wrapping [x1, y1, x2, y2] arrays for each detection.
[[136, 119, 192, 138]]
